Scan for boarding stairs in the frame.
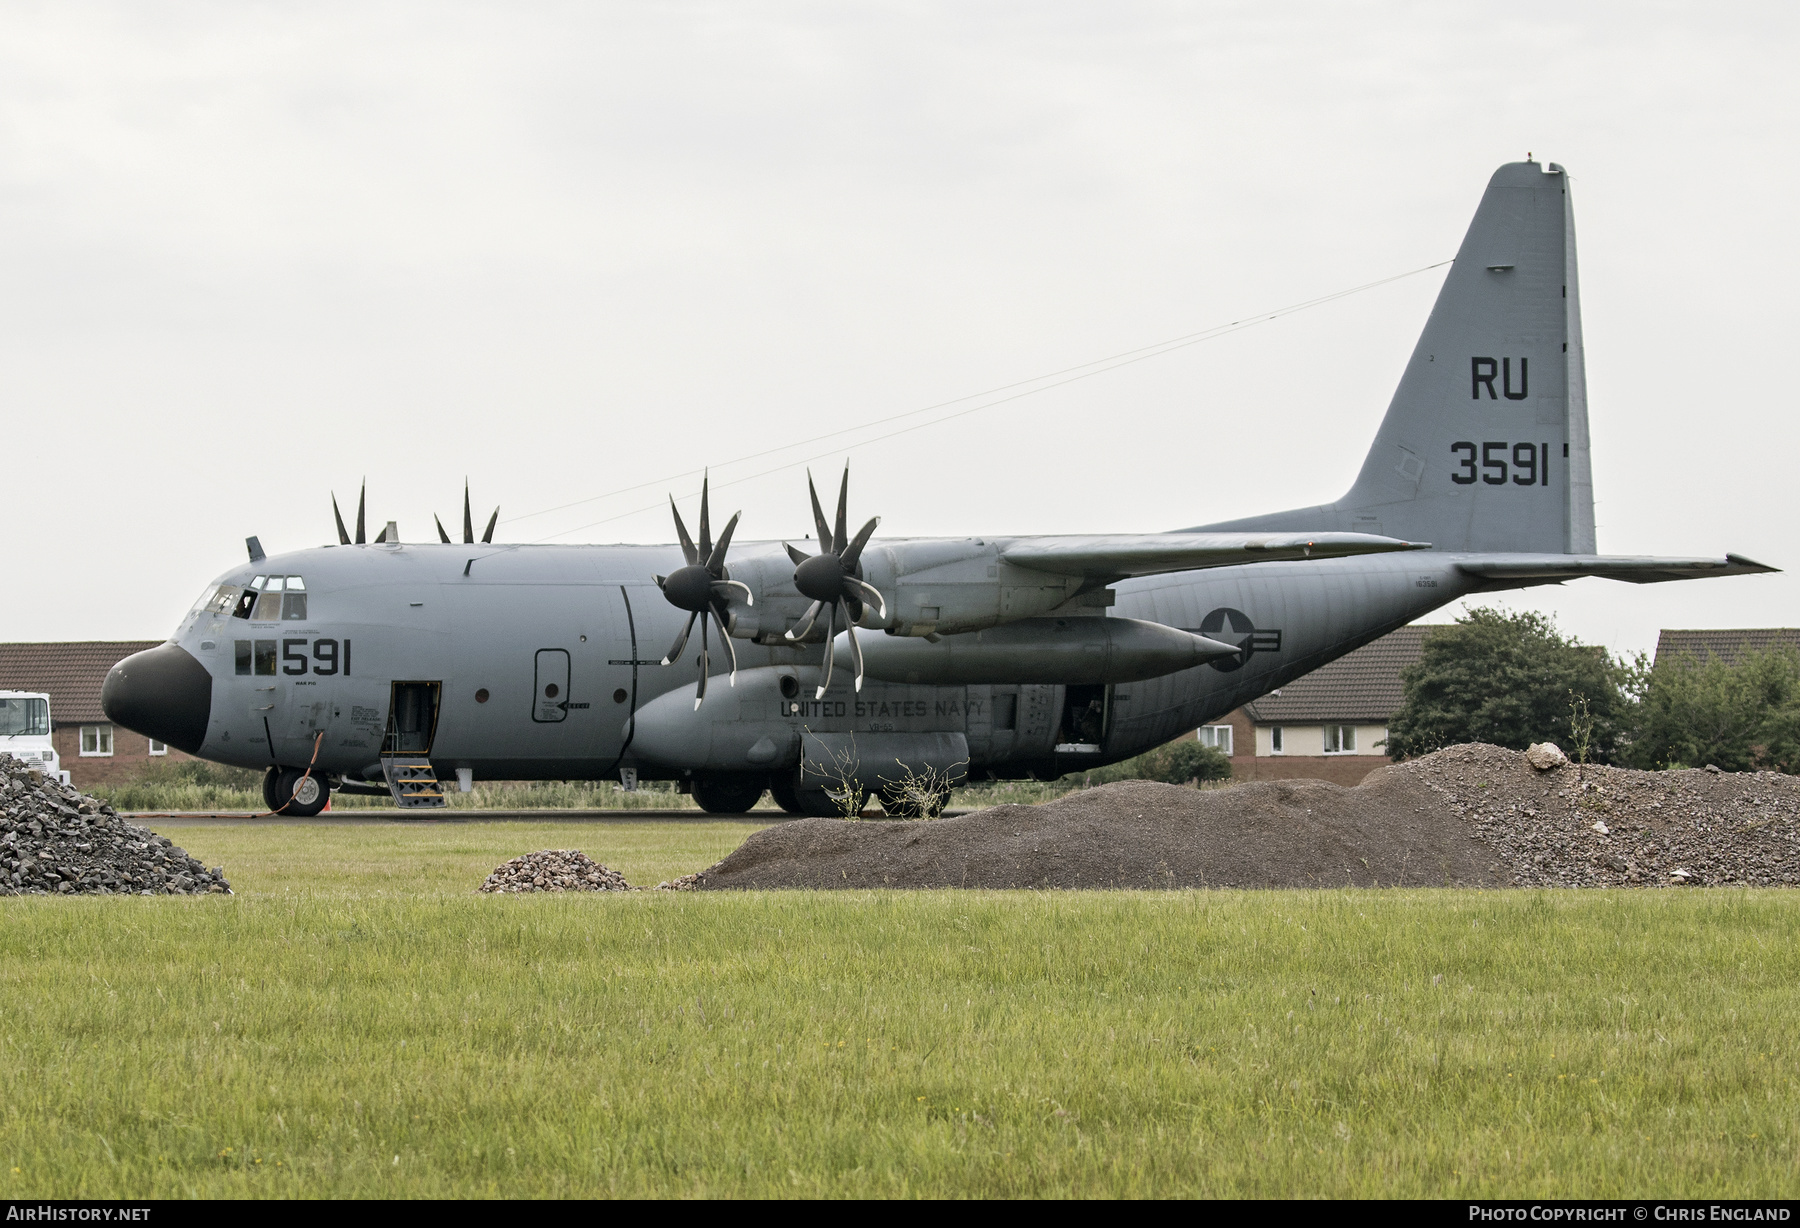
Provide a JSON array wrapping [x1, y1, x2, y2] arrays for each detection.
[[381, 755, 447, 810]]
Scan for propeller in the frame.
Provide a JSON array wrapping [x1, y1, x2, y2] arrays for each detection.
[[784, 465, 886, 698], [654, 476, 753, 710], [331, 482, 371, 545], [436, 483, 500, 544]]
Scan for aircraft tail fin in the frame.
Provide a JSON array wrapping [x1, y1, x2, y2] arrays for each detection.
[[1199, 160, 1594, 554]]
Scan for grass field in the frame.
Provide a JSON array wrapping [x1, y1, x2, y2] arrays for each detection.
[[2, 819, 1796, 1198]]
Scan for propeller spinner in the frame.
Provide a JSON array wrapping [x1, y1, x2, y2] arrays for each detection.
[[784, 465, 886, 698], [655, 477, 753, 709]]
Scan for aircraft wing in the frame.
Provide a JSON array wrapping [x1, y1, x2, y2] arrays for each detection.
[[1457, 553, 1780, 585], [999, 532, 1428, 581]]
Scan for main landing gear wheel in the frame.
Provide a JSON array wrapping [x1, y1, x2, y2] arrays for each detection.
[[261, 767, 283, 813], [273, 767, 330, 818], [691, 773, 766, 815], [767, 771, 807, 816], [773, 768, 848, 818]]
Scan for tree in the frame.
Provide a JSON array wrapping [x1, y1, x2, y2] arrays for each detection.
[[1384, 607, 1635, 761], [1626, 646, 1800, 772]]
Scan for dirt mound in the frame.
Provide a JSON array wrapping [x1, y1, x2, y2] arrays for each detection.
[[480, 850, 630, 893], [689, 744, 1800, 891], [0, 756, 230, 896]]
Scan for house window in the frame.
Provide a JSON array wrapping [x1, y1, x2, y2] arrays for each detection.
[[1270, 726, 1284, 754], [80, 725, 114, 756], [148, 739, 168, 756], [1197, 724, 1233, 755], [1324, 725, 1357, 754]]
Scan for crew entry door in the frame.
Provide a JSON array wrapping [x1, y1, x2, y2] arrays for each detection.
[[534, 649, 570, 722]]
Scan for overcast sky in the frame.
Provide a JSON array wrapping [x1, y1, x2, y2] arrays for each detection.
[[4, 2, 1795, 656]]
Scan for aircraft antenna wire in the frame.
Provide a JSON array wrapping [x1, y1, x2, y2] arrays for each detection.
[[527, 258, 1451, 542]]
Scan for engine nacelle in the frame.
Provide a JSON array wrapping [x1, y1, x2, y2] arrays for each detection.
[[717, 539, 1087, 642]]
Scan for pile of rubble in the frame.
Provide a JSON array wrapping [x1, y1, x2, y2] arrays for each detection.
[[0, 756, 229, 896], [1394, 742, 1800, 887], [686, 743, 1800, 891], [479, 849, 631, 893]]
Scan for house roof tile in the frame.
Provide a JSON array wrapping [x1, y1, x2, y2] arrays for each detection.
[[1243, 626, 1435, 724], [1653, 628, 1800, 666], [0, 641, 163, 725]]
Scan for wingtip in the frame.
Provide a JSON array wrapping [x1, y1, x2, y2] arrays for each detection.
[[1726, 552, 1781, 573]]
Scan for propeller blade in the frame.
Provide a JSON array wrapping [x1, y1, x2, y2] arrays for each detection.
[[845, 621, 865, 692], [373, 524, 388, 544], [706, 511, 740, 574], [815, 602, 837, 699], [832, 465, 849, 560], [331, 495, 352, 546], [434, 515, 452, 544], [661, 610, 697, 665], [670, 497, 698, 565], [653, 574, 667, 590], [806, 471, 834, 553], [841, 516, 881, 570], [355, 482, 366, 545], [695, 612, 709, 709], [843, 576, 887, 620], [482, 508, 499, 544], [786, 599, 823, 641], [784, 542, 809, 567], [711, 579, 753, 607], [463, 483, 474, 544], [711, 598, 740, 684], [697, 473, 712, 561]]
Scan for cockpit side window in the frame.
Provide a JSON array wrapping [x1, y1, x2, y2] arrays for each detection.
[[207, 585, 247, 618]]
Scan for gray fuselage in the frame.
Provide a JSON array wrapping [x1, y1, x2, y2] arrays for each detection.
[[167, 538, 1487, 784]]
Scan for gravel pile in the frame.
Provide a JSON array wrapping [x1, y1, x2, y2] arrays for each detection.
[[0, 756, 230, 896], [685, 744, 1800, 891], [480, 849, 630, 893], [1394, 743, 1800, 887]]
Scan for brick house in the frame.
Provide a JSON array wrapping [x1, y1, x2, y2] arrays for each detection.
[[1195, 626, 1432, 786], [0, 641, 195, 788]]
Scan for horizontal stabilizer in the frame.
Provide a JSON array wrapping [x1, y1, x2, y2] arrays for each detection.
[[1001, 532, 1428, 582], [1457, 553, 1779, 586]]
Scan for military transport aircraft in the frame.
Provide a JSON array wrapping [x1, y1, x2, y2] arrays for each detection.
[[102, 160, 1774, 817]]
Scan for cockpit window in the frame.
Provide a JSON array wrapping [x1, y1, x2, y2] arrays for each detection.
[[206, 585, 245, 617], [240, 574, 309, 621], [0, 698, 49, 737]]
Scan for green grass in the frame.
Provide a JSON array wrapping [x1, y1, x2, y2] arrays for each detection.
[[2, 820, 1796, 1197]]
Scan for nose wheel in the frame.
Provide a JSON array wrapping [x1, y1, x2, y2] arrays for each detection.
[[264, 765, 330, 817]]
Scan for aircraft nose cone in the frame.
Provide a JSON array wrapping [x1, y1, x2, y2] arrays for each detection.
[[101, 642, 213, 755]]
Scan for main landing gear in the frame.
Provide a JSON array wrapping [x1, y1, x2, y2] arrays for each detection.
[[689, 772, 767, 815]]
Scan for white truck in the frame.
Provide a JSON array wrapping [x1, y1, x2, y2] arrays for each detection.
[[0, 690, 69, 785]]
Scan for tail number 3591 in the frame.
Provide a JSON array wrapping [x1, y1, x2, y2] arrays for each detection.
[[1451, 441, 1550, 487]]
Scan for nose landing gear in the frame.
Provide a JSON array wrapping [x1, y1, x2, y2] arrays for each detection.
[[263, 765, 331, 817]]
